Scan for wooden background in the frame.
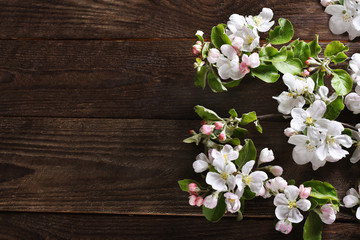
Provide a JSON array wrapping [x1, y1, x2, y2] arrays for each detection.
[[0, 0, 359, 239]]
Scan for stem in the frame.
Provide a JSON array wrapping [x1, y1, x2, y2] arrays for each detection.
[[339, 122, 358, 131]]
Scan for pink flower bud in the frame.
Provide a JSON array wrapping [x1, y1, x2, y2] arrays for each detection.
[[317, 204, 337, 224], [301, 70, 310, 76], [218, 132, 226, 141], [192, 41, 202, 55], [231, 36, 244, 51], [200, 120, 206, 125], [188, 183, 199, 193], [189, 195, 197, 206], [207, 48, 221, 64], [195, 196, 204, 207], [201, 125, 212, 135], [284, 127, 296, 137], [270, 166, 283, 176], [299, 184, 311, 199], [321, 0, 332, 7], [214, 122, 224, 130], [188, 129, 195, 134], [242, 53, 260, 68], [275, 219, 292, 234], [239, 61, 250, 75]]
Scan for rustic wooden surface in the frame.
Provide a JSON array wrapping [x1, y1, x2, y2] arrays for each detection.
[[0, 0, 359, 239]]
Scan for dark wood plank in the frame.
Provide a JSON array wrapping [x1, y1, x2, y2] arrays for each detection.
[[0, 117, 358, 220], [0, 0, 350, 41], [0, 212, 358, 240], [0, 40, 359, 119]]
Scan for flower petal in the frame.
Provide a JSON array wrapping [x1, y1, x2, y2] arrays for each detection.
[[193, 159, 209, 173], [275, 205, 290, 220], [343, 195, 359, 208], [296, 199, 311, 211], [285, 185, 300, 201], [206, 172, 227, 192], [288, 208, 303, 223], [241, 160, 255, 175], [274, 193, 288, 206]]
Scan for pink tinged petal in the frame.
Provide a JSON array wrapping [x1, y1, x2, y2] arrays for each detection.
[[221, 44, 237, 60], [319, 204, 336, 224], [307, 100, 327, 119], [259, 7, 273, 21], [296, 199, 311, 211], [241, 160, 255, 175], [275, 205, 291, 220], [288, 208, 303, 223], [239, 61, 250, 75], [343, 195, 359, 208], [193, 159, 209, 173], [206, 172, 227, 192], [356, 207, 360, 220], [329, 15, 350, 34], [285, 185, 300, 201], [204, 194, 218, 209], [189, 195, 197, 206], [274, 194, 289, 206], [275, 220, 292, 234]]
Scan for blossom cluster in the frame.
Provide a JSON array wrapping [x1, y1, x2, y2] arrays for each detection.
[[343, 184, 360, 220], [321, 0, 360, 40]]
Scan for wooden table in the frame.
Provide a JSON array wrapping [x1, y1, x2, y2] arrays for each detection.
[[0, 0, 359, 239]]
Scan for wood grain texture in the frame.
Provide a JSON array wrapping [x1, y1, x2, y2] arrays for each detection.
[[0, 212, 359, 240], [0, 0, 351, 41], [0, 117, 358, 221], [0, 40, 359, 119]]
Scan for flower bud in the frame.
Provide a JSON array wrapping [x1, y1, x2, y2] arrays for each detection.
[[259, 148, 275, 164], [218, 132, 226, 141], [275, 219, 292, 234], [207, 48, 221, 64], [299, 184, 311, 199], [301, 69, 310, 76], [239, 61, 250, 75], [317, 204, 337, 224], [195, 196, 204, 207], [214, 121, 224, 130], [284, 127, 296, 137], [320, 0, 333, 7], [189, 195, 197, 206], [242, 53, 260, 69], [188, 183, 199, 193], [201, 125, 213, 135], [266, 176, 287, 192], [231, 36, 244, 50], [188, 129, 195, 135], [234, 145, 243, 151], [192, 41, 202, 55], [270, 166, 283, 176]]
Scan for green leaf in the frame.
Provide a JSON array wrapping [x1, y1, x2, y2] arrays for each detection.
[[194, 65, 208, 89], [331, 52, 348, 64], [237, 210, 243, 221], [211, 24, 232, 49], [311, 70, 325, 87], [331, 69, 353, 96], [223, 79, 242, 88], [324, 41, 349, 58], [243, 186, 256, 200], [287, 179, 296, 185], [208, 69, 227, 93], [308, 197, 319, 211], [303, 180, 340, 205], [183, 133, 202, 145], [233, 127, 248, 139], [202, 193, 226, 222], [240, 111, 257, 125], [308, 35, 322, 57], [228, 138, 241, 146], [303, 211, 323, 240], [194, 105, 223, 121], [273, 58, 303, 75], [323, 96, 344, 120], [251, 64, 280, 83], [293, 40, 311, 65], [269, 18, 294, 45], [254, 120, 263, 133], [201, 42, 210, 59], [235, 139, 257, 168], [259, 46, 287, 62], [178, 179, 202, 192], [342, 128, 352, 137], [229, 108, 238, 118]]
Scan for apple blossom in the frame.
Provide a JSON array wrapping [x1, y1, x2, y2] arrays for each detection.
[[219, 131, 226, 141], [343, 185, 360, 220], [189, 195, 197, 206], [316, 204, 337, 224], [214, 122, 224, 130], [246, 8, 274, 32], [266, 177, 288, 193], [290, 100, 327, 132], [298, 184, 311, 199], [216, 44, 244, 80], [270, 166, 283, 176], [275, 219, 293, 234], [350, 130, 360, 163], [196, 196, 204, 207], [345, 82, 360, 114], [274, 185, 311, 223], [211, 144, 239, 165], [349, 53, 360, 82], [188, 183, 200, 194], [204, 191, 219, 209], [192, 41, 203, 55], [284, 127, 297, 137], [231, 36, 244, 52], [227, 14, 247, 36], [193, 152, 213, 173], [235, 160, 268, 195], [321, 0, 334, 7], [239, 61, 250, 75], [242, 53, 260, 69], [258, 148, 275, 164], [235, 27, 260, 52], [224, 192, 241, 213], [200, 124, 213, 135], [206, 155, 237, 192], [207, 48, 221, 64], [315, 86, 337, 104]]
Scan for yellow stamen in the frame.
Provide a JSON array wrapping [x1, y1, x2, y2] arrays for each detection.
[[305, 117, 314, 125], [244, 176, 252, 185], [288, 201, 297, 209], [221, 172, 229, 180]]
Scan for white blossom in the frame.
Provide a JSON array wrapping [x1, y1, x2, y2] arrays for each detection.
[[193, 152, 212, 173], [211, 144, 239, 165], [274, 185, 311, 223], [258, 148, 275, 164], [316, 204, 337, 224], [315, 86, 337, 103], [275, 219, 293, 234], [345, 81, 360, 114], [343, 185, 360, 220], [349, 53, 360, 82], [204, 191, 219, 209], [224, 192, 241, 213], [350, 130, 360, 163], [206, 153, 237, 191], [216, 44, 244, 80], [235, 160, 268, 195], [207, 48, 221, 64], [246, 8, 274, 32], [290, 100, 327, 132]]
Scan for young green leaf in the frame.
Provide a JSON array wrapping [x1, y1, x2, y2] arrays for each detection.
[[310, 70, 325, 87], [201, 42, 210, 59], [243, 186, 256, 200], [251, 64, 280, 83], [342, 128, 353, 137], [273, 58, 303, 75], [208, 69, 227, 93], [211, 24, 232, 49], [324, 41, 349, 58], [235, 139, 256, 168], [303, 180, 340, 205], [223, 79, 242, 88], [331, 52, 348, 64], [269, 18, 294, 45], [178, 179, 202, 192], [254, 120, 263, 133], [331, 69, 353, 96], [202, 193, 226, 222], [323, 96, 344, 120], [308, 35, 322, 57], [194, 65, 208, 89], [233, 127, 248, 139], [259, 46, 287, 62], [303, 211, 323, 240], [183, 133, 202, 145], [194, 105, 223, 121], [229, 108, 238, 118], [228, 138, 241, 146], [294, 40, 311, 65], [240, 111, 257, 125]]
